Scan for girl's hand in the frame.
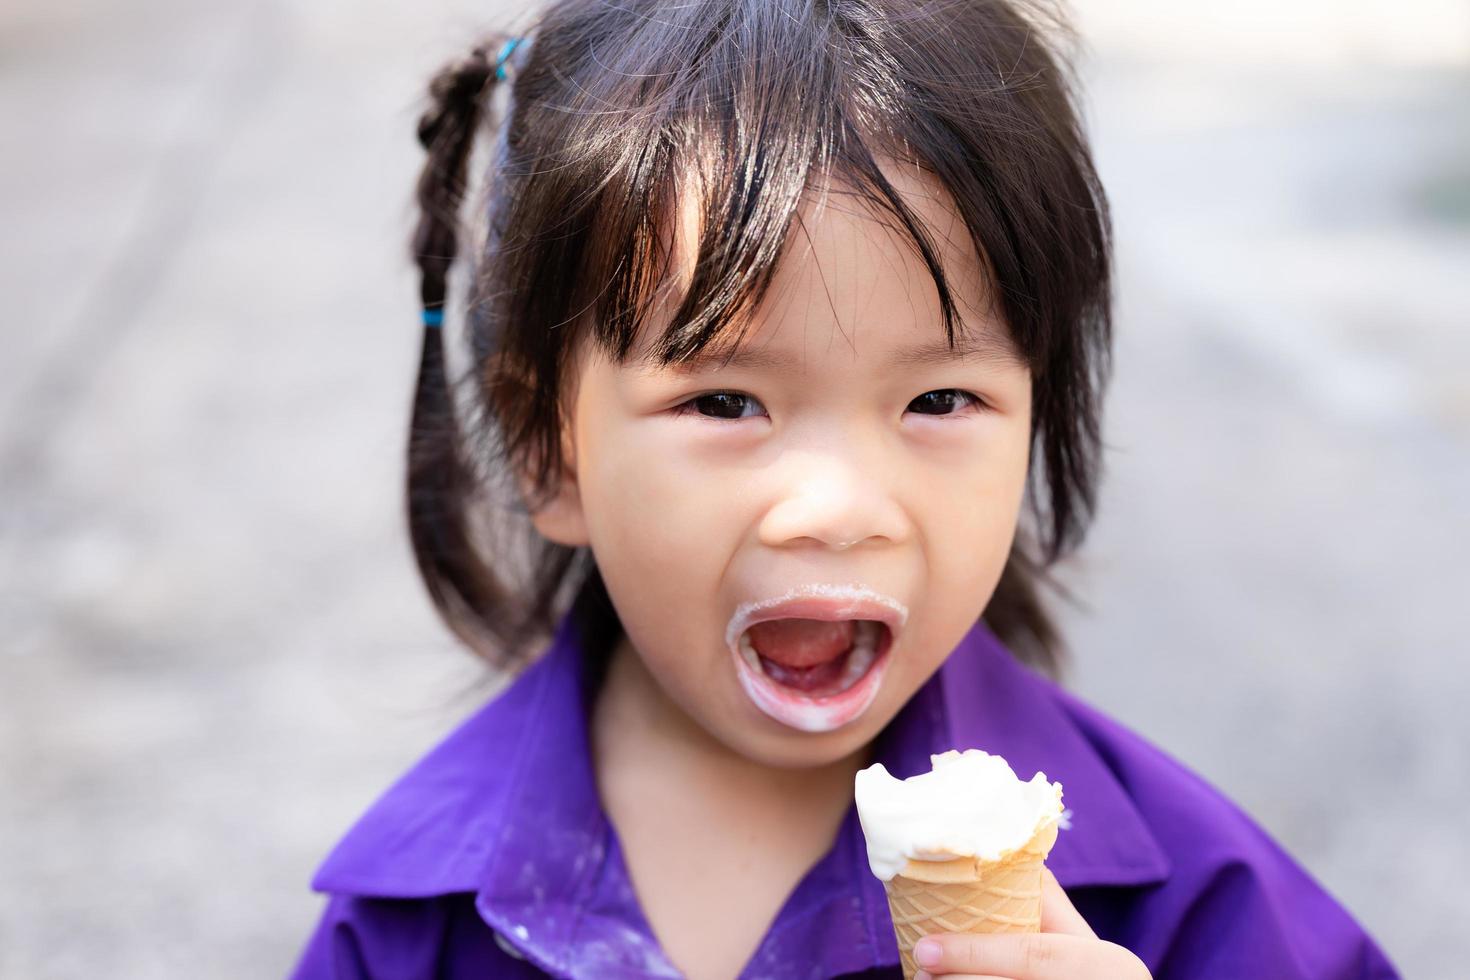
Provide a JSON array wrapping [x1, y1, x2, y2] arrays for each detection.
[[911, 868, 1151, 980]]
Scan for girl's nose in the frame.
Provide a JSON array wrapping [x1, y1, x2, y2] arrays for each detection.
[[756, 452, 912, 553]]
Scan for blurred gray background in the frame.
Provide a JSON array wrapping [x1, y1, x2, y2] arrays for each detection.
[[1, 0, 1466, 976]]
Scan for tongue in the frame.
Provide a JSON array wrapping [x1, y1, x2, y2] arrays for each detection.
[[746, 619, 856, 667]]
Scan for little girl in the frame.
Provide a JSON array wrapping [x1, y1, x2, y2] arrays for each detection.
[[290, 1, 1400, 977]]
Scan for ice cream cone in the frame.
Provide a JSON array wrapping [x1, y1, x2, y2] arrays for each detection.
[[881, 817, 1060, 979]]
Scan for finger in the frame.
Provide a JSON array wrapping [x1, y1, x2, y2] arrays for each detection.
[[914, 973, 1008, 980], [911, 933, 1095, 979], [1038, 866, 1096, 937]]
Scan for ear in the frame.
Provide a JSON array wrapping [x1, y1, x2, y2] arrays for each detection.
[[519, 424, 591, 548]]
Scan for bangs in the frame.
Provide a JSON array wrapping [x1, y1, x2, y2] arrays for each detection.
[[619, 143, 998, 374], [559, 11, 1012, 375]]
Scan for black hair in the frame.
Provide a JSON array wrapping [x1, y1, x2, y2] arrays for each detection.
[[407, 0, 1112, 679]]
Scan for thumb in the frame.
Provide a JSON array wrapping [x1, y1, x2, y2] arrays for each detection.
[[1039, 866, 1096, 937]]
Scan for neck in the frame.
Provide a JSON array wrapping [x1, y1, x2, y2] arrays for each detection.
[[590, 631, 871, 825]]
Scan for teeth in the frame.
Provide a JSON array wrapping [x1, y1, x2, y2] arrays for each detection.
[[842, 620, 882, 686], [737, 630, 763, 673], [737, 620, 885, 696]]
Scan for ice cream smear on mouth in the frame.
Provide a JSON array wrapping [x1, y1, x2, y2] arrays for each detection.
[[853, 749, 1064, 881], [725, 584, 907, 734]]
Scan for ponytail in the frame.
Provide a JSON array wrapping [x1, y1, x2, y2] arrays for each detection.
[[406, 37, 521, 658]]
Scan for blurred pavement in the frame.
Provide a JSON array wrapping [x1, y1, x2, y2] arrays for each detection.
[[1, 0, 1466, 977]]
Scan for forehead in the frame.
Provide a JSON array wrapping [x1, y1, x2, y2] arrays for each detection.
[[631, 154, 1022, 373]]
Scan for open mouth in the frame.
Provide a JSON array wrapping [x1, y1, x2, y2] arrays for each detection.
[[737, 618, 889, 697], [730, 617, 894, 732]]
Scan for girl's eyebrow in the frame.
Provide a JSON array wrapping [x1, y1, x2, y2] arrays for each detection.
[[662, 329, 1024, 375], [888, 332, 1026, 370]]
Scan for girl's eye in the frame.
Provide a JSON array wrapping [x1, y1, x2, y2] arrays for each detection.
[[673, 391, 766, 421], [672, 388, 985, 421], [907, 389, 984, 416]]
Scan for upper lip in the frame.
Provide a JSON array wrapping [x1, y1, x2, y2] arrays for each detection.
[[724, 583, 909, 654]]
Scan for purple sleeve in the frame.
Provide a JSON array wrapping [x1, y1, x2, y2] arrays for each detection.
[[1147, 849, 1401, 980], [285, 892, 546, 979], [1053, 691, 1401, 979]]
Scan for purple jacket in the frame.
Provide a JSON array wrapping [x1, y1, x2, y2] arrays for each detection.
[[289, 611, 1400, 978]]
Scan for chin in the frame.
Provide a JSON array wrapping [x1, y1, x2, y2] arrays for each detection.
[[719, 709, 886, 771]]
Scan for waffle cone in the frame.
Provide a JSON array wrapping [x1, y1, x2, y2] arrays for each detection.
[[881, 817, 1060, 979]]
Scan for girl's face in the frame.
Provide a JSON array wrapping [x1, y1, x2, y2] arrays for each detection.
[[529, 162, 1034, 770]]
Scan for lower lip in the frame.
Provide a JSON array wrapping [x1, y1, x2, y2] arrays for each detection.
[[730, 627, 893, 733]]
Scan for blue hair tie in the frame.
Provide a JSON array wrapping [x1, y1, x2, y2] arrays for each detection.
[[494, 37, 523, 81], [422, 307, 444, 328]]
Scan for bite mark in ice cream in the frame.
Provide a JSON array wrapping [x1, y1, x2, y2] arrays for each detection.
[[854, 748, 1064, 881]]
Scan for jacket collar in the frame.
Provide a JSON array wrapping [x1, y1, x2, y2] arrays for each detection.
[[312, 610, 1170, 972]]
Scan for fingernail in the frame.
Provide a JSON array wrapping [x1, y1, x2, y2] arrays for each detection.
[[914, 938, 941, 967], [914, 972, 934, 980]]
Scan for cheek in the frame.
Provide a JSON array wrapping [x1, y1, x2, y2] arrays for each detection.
[[575, 426, 763, 759], [924, 417, 1030, 556], [905, 423, 1032, 674], [576, 418, 738, 671], [581, 420, 732, 566]]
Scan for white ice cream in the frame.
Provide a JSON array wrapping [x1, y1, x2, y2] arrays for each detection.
[[853, 749, 1064, 881]]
